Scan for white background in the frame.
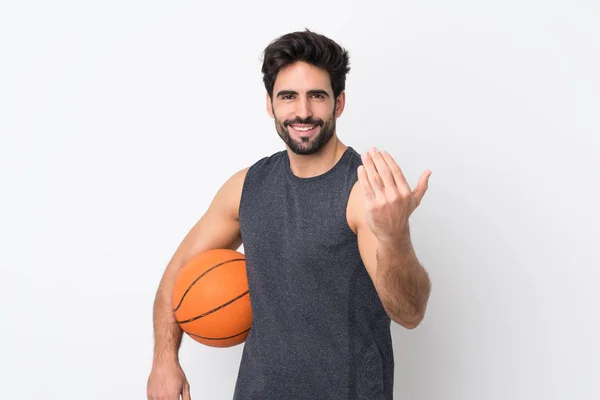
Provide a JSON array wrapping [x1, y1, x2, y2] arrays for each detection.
[[1, 1, 599, 399]]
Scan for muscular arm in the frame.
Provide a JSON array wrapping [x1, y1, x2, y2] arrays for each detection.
[[348, 182, 431, 329], [151, 167, 248, 364], [369, 232, 430, 328]]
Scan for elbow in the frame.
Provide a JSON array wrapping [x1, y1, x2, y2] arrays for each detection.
[[382, 281, 431, 329], [399, 281, 431, 329], [391, 310, 425, 330], [387, 296, 429, 329]]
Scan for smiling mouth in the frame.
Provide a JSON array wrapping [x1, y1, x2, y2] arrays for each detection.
[[289, 124, 319, 136]]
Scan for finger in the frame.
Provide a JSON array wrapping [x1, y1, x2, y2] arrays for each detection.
[[357, 165, 375, 201], [412, 170, 431, 206], [182, 380, 191, 400], [368, 149, 396, 187], [361, 151, 384, 193], [380, 150, 411, 195]]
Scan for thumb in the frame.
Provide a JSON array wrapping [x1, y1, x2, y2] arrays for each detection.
[[182, 381, 191, 400], [412, 170, 431, 206]]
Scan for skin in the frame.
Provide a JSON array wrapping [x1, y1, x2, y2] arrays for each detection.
[[147, 60, 431, 400], [267, 61, 347, 177]]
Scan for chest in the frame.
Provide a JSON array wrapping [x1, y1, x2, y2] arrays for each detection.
[[241, 178, 357, 252]]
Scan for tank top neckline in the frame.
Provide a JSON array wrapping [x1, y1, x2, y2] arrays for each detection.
[[284, 146, 354, 183]]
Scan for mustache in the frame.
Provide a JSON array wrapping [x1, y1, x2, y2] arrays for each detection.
[[283, 117, 324, 127]]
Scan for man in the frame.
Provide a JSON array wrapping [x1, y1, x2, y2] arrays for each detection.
[[147, 29, 432, 400]]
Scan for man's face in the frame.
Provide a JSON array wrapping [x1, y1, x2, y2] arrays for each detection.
[[267, 61, 345, 155]]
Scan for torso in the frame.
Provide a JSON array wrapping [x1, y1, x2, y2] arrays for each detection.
[[232, 145, 394, 399]]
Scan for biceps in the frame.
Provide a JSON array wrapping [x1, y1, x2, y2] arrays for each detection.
[[177, 210, 242, 266]]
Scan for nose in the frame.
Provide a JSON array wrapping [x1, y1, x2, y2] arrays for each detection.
[[294, 96, 313, 120]]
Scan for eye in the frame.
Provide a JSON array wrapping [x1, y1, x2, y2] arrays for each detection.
[[282, 94, 295, 100], [311, 93, 325, 99]]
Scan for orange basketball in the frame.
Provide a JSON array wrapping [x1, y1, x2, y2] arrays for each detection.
[[172, 249, 252, 348]]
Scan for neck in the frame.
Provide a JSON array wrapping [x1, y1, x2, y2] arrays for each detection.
[[287, 136, 347, 179]]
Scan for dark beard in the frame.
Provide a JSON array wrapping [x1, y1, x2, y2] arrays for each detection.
[[274, 111, 336, 155]]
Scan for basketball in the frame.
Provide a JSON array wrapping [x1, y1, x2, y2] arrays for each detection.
[[172, 248, 252, 348]]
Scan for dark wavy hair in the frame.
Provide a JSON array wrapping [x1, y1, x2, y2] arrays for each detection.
[[261, 29, 350, 99]]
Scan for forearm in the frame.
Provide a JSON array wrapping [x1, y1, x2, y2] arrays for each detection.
[[375, 234, 431, 328], [152, 265, 184, 364]]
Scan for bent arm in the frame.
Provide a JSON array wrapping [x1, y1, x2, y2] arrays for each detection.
[[348, 182, 431, 329], [370, 233, 430, 328], [152, 167, 248, 364]]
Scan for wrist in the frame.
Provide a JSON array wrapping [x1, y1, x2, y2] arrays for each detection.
[[152, 351, 179, 367], [377, 233, 414, 256]]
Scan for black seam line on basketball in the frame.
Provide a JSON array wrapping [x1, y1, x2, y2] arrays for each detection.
[[175, 290, 249, 324], [188, 327, 251, 341], [173, 258, 245, 312]]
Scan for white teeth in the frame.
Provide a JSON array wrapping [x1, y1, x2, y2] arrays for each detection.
[[292, 125, 316, 131]]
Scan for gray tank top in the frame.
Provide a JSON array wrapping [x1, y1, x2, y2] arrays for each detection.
[[234, 146, 394, 399]]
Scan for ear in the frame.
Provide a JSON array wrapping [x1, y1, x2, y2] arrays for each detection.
[[266, 92, 274, 118], [334, 91, 346, 118]]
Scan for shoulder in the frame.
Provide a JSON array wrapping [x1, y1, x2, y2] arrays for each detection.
[[245, 150, 287, 178], [225, 150, 285, 190], [344, 147, 367, 235], [346, 180, 367, 235], [208, 167, 250, 221], [218, 150, 285, 218]]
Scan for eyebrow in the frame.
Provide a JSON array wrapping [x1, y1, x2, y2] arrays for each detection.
[[275, 89, 330, 98]]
